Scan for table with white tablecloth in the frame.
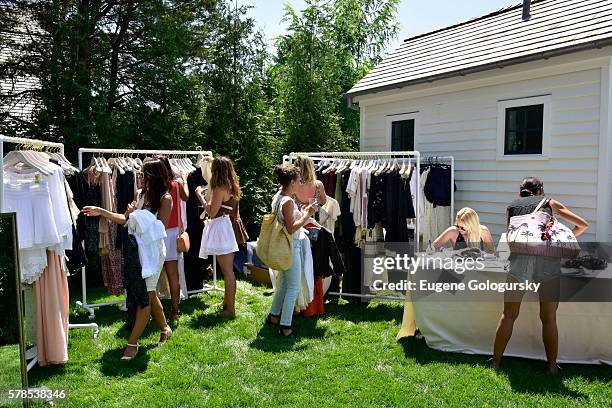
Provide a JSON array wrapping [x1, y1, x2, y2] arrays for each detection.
[[396, 256, 612, 365]]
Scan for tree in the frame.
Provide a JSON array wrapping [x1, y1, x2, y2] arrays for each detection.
[[271, 0, 399, 153]]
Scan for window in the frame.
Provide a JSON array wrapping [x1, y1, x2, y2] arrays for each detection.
[[391, 119, 414, 151], [504, 104, 544, 155], [497, 96, 550, 160]]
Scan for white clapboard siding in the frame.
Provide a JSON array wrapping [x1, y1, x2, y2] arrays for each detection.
[[361, 68, 602, 241]]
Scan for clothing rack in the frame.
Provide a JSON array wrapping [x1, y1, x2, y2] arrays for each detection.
[[285, 151, 423, 248], [285, 151, 455, 299], [76, 147, 220, 319], [0, 135, 99, 372]]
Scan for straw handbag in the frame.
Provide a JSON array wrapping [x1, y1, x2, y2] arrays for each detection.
[[257, 198, 293, 270]]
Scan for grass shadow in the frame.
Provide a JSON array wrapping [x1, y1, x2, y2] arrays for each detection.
[[398, 336, 606, 400], [324, 301, 402, 324], [249, 316, 327, 353], [99, 344, 154, 377]]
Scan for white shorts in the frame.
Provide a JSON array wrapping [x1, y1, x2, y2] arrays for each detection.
[[164, 227, 180, 261]]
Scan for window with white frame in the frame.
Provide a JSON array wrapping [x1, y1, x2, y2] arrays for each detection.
[[387, 112, 418, 152], [497, 96, 550, 160]]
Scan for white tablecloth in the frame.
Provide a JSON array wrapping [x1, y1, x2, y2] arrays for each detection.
[[397, 262, 612, 365]]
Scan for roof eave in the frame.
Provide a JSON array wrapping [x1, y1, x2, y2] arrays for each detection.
[[346, 38, 612, 105]]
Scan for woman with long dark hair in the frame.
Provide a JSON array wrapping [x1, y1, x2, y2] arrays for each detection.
[[196, 156, 248, 318], [490, 177, 588, 374], [83, 158, 174, 360], [157, 156, 189, 322]]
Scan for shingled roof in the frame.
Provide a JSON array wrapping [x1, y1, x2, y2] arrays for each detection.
[[347, 0, 612, 101]]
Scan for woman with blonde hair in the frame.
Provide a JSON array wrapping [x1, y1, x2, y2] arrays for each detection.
[[433, 207, 494, 252], [292, 155, 327, 208]]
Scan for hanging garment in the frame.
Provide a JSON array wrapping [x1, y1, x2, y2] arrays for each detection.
[[322, 169, 337, 197], [424, 165, 455, 207], [384, 171, 415, 243], [114, 169, 136, 250], [35, 250, 69, 366], [367, 173, 386, 229], [421, 168, 451, 246], [99, 168, 123, 294], [303, 277, 325, 317], [306, 227, 345, 279], [408, 168, 425, 230], [318, 196, 341, 233], [63, 181, 87, 273], [184, 169, 211, 291]]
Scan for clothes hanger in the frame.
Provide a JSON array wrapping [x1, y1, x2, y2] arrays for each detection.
[[3, 149, 53, 175]]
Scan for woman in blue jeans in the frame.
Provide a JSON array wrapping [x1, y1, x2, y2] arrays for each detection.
[[267, 164, 318, 338]]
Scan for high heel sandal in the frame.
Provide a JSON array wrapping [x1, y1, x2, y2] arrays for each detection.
[[121, 343, 140, 361], [158, 327, 173, 345], [266, 313, 280, 326], [170, 310, 181, 323], [279, 325, 296, 339]]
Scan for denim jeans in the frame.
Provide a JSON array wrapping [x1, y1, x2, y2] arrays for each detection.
[[270, 239, 302, 326]]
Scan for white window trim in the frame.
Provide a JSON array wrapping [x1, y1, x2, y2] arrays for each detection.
[[386, 112, 419, 151], [496, 95, 551, 161]]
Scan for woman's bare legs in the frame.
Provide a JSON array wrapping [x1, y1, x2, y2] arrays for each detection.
[[122, 291, 171, 359], [217, 253, 236, 317], [165, 260, 181, 319], [491, 277, 525, 369]]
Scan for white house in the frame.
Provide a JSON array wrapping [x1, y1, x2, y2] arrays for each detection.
[[347, 0, 612, 242]]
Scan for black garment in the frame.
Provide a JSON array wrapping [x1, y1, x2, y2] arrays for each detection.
[[115, 170, 135, 249], [507, 195, 552, 222], [384, 171, 414, 243], [454, 233, 484, 250], [367, 173, 386, 229], [338, 171, 361, 301], [184, 169, 212, 291], [68, 170, 103, 285], [306, 227, 345, 278], [123, 235, 149, 330], [65, 173, 87, 273], [423, 165, 456, 207], [341, 244, 362, 301], [339, 171, 356, 246]]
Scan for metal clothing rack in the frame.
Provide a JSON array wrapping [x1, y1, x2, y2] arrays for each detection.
[[0, 135, 99, 372], [285, 151, 455, 299], [76, 147, 221, 319]]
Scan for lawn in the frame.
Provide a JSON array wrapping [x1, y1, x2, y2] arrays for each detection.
[[7, 281, 612, 407]]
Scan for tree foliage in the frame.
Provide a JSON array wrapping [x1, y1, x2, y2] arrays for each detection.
[[0, 0, 399, 234]]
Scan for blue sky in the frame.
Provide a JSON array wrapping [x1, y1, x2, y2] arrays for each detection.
[[237, 0, 517, 55]]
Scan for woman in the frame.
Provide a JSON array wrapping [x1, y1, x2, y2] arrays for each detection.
[[293, 155, 327, 208], [266, 164, 317, 338], [83, 158, 173, 360], [158, 156, 189, 322], [433, 207, 495, 253], [490, 177, 588, 374], [197, 156, 247, 318]]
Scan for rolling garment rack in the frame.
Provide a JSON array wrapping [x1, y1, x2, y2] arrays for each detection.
[[284, 151, 455, 300], [0, 135, 99, 372], [76, 147, 222, 319]]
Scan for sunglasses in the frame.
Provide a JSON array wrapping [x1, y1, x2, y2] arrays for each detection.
[[455, 224, 467, 232]]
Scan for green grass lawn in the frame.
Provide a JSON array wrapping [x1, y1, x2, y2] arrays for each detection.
[[5, 281, 612, 407]]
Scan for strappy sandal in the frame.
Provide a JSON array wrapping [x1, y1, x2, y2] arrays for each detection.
[[486, 358, 500, 370], [266, 313, 280, 326], [170, 310, 181, 323], [279, 325, 296, 339], [121, 343, 139, 361], [546, 364, 562, 375], [158, 327, 173, 345]]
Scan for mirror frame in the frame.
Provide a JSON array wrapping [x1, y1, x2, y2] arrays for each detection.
[[0, 212, 29, 407]]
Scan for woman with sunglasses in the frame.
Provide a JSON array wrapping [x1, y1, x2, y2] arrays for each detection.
[[433, 207, 494, 253]]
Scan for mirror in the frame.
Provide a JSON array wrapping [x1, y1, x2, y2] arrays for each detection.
[[0, 213, 28, 407]]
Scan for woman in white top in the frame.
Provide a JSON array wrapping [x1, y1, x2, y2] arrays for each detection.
[[266, 164, 317, 338], [83, 158, 173, 361]]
